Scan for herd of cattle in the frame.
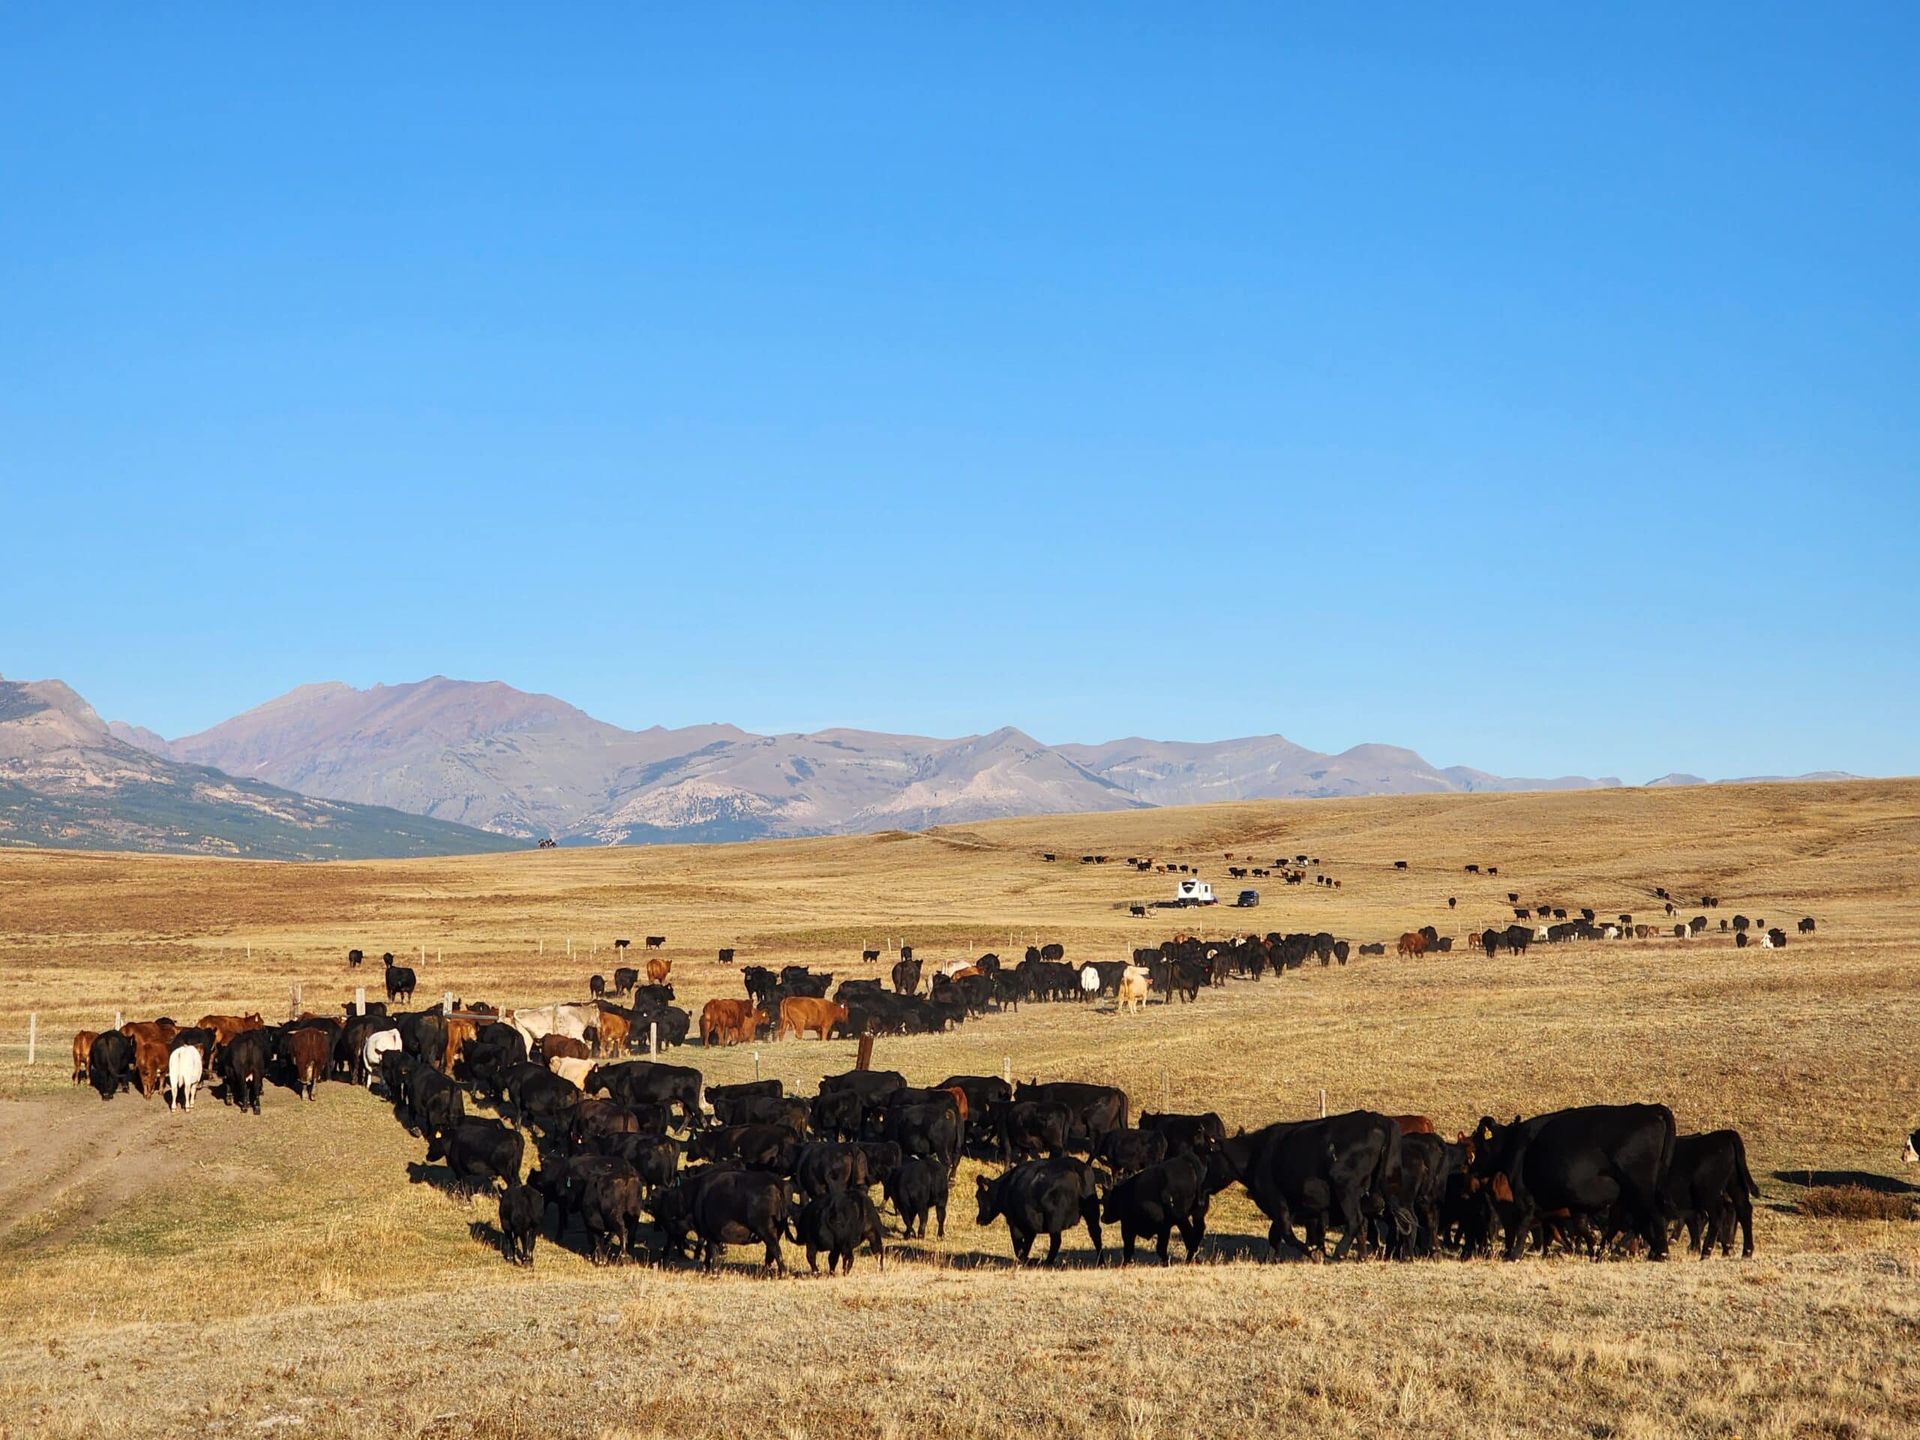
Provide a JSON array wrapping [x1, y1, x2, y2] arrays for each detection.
[[74, 989, 1763, 1274]]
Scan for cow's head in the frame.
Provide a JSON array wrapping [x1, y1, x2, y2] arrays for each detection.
[[975, 1173, 1000, 1225]]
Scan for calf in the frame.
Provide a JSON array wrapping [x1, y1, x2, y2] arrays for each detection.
[[883, 1157, 950, 1238], [1102, 1150, 1219, 1264], [499, 1183, 543, 1265]]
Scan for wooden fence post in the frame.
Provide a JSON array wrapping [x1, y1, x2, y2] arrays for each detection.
[[26, 1013, 36, 1066], [753, 1050, 761, 1082], [114, 1009, 123, 1030], [855, 1034, 875, 1072], [354, 986, 365, 1016], [288, 984, 301, 1022], [649, 1022, 658, 1062], [442, 992, 453, 1016]]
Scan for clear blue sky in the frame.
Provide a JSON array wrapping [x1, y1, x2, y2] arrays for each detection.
[[3, 6, 1915, 782]]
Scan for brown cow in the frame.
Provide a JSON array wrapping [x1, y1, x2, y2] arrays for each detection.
[[442, 1017, 479, 1072], [700, 999, 764, 1048], [645, 956, 672, 986], [1395, 931, 1429, 959], [288, 1026, 331, 1100], [72, 1030, 97, 1085], [198, 1013, 264, 1049], [120, 1021, 178, 1099], [595, 1006, 632, 1057], [777, 997, 847, 1042], [535, 1033, 592, 1065], [1390, 1114, 1436, 1136]]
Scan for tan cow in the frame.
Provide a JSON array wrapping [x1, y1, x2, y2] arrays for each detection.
[[777, 997, 847, 1041], [1116, 966, 1150, 1013], [71, 1030, 97, 1085]]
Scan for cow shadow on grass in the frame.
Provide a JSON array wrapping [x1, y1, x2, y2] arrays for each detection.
[[1769, 1168, 1920, 1195]]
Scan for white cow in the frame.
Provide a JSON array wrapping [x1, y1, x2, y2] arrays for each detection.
[[167, 1045, 202, 1112], [1079, 965, 1101, 997], [549, 1056, 596, 1090], [507, 1004, 595, 1043], [363, 1028, 404, 1088]]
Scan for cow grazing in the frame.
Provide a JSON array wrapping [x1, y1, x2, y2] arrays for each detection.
[[660, 1167, 789, 1272], [166, 1044, 203, 1112], [976, 1157, 1103, 1264], [1798, 917, 1816, 934], [499, 1183, 543, 1265], [88, 1031, 136, 1100]]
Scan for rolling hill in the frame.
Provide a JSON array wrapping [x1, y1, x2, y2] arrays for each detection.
[[0, 676, 512, 860]]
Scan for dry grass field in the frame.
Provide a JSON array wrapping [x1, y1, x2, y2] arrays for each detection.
[[2, 779, 1918, 1439]]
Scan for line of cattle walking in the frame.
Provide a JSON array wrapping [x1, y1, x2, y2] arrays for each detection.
[[74, 989, 1761, 1275]]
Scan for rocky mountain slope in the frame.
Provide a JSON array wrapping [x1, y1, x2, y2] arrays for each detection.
[[0, 676, 511, 859]]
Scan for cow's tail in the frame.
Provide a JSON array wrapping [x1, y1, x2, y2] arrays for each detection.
[[1732, 1131, 1760, 1197]]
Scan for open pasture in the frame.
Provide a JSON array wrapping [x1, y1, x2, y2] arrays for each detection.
[[2, 780, 1919, 1439]]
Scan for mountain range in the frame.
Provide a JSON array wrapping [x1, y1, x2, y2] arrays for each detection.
[[0, 676, 508, 859], [1, 672, 1857, 858], [91, 674, 1678, 846]]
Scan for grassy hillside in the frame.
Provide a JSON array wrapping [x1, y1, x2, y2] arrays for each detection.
[[0, 778, 1916, 1439]]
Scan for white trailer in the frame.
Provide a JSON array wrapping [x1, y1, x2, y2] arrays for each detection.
[[1175, 878, 1215, 905]]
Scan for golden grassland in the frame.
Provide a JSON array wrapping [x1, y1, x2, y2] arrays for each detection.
[[1, 779, 1918, 1439]]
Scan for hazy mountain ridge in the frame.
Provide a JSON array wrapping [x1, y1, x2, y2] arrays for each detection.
[[0, 676, 512, 859], [95, 675, 1860, 849]]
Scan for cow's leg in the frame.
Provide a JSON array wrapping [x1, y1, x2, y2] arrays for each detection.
[[1330, 1187, 1366, 1262], [1155, 1226, 1172, 1266], [1043, 1228, 1063, 1265]]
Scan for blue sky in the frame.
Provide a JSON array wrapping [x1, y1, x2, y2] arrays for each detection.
[[2, 5, 1915, 781]]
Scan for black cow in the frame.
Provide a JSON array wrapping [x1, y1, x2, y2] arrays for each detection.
[[1391, 1132, 1467, 1258], [997, 1099, 1072, 1163], [1656, 1129, 1759, 1258], [1101, 1150, 1227, 1264], [939, 1074, 1012, 1117], [532, 1155, 644, 1264], [613, 966, 640, 996], [347, 948, 364, 968], [499, 1183, 542, 1265], [406, 1063, 467, 1140], [791, 1141, 869, 1201], [690, 1123, 800, 1172], [426, 1120, 525, 1195], [1220, 1110, 1404, 1261], [819, 1068, 907, 1107], [718, 948, 736, 964], [975, 1157, 1103, 1264], [1014, 1081, 1128, 1151], [588, 1061, 702, 1127], [1469, 1104, 1677, 1260], [891, 957, 922, 995], [789, 1188, 886, 1274], [884, 1157, 950, 1238], [219, 1029, 271, 1114], [882, 1102, 962, 1175], [385, 963, 417, 1004], [665, 1167, 789, 1272], [588, 1132, 680, 1194], [589, 975, 607, 1000], [1139, 1110, 1227, 1157], [1096, 1126, 1169, 1178], [87, 1031, 135, 1101], [500, 1064, 577, 1135]]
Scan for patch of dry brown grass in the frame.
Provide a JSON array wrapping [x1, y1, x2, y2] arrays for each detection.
[[1797, 1186, 1918, 1222]]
